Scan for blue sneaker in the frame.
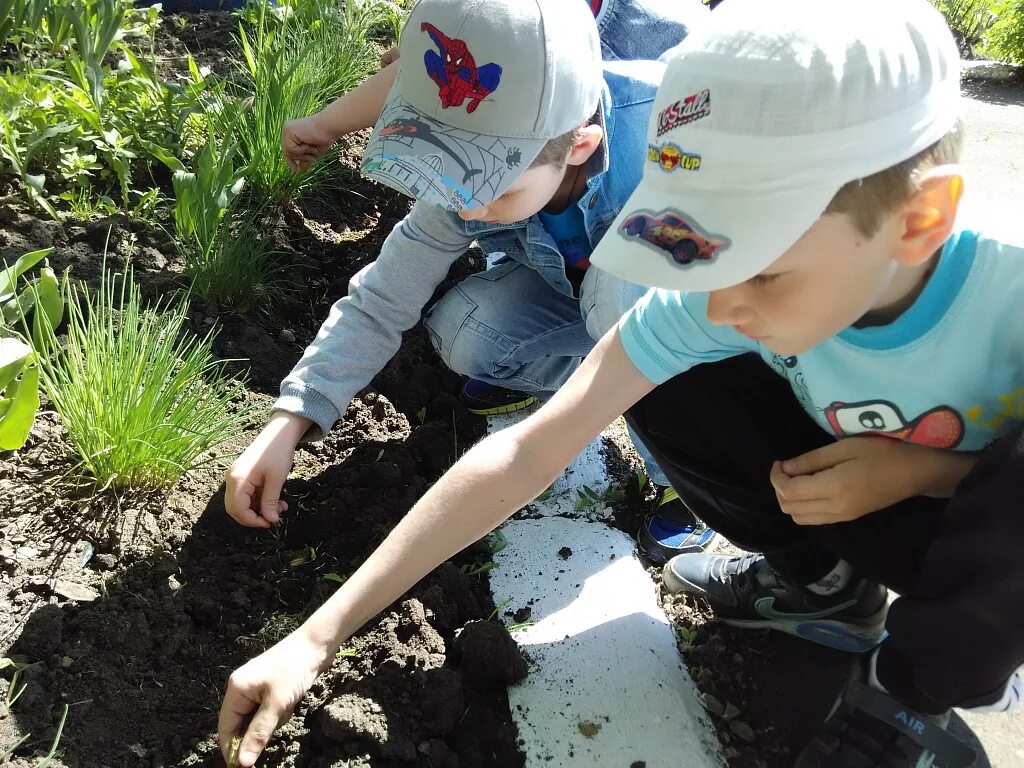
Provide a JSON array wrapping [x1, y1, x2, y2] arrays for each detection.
[[663, 553, 888, 653], [637, 486, 718, 564], [460, 379, 538, 416]]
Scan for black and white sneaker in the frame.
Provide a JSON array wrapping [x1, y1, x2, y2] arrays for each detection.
[[663, 553, 888, 653], [796, 655, 976, 767], [460, 379, 538, 416]]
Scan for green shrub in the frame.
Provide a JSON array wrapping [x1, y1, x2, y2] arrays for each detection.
[[171, 119, 246, 268], [931, 0, 996, 56], [0, 249, 63, 450], [36, 264, 250, 489], [984, 1, 1024, 63]]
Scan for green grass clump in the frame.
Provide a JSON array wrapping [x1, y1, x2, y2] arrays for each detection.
[[229, 0, 393, 203], [37, 265, 250, 490], [187, 212, 285, 311]]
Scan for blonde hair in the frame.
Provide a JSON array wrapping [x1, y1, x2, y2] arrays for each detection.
[[824, 121, 964, 237]]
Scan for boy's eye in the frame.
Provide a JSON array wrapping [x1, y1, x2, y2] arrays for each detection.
[[749, 273, 781, 287]]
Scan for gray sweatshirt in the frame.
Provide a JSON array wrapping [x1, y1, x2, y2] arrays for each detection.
[[275, 200, 475, 440]]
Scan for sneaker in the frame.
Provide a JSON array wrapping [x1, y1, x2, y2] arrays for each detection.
[[460, 379, 538, 416], [637, 486, 717, 563], [663, 553, 888, 653], [796, 655, 976, 767]]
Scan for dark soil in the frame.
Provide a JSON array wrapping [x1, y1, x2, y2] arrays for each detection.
[[0, 12, 529, 768]]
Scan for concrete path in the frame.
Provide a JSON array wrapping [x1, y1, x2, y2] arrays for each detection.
[[486, 416, 724, 768]]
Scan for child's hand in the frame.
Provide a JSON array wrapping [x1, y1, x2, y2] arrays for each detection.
[[225, 413, 310, 527], [218, 629, 332, 768], [281, 113, 338, 173], [769, 437, 946, 525], [379, 46, 400, 67]]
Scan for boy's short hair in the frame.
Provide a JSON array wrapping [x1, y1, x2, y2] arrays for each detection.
[[529, 124, 588, 170], [825, 122, 964, 237]]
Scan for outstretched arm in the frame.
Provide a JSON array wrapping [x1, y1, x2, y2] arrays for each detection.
[[218, 327, 655, 766], [282, 61, 399, 171]]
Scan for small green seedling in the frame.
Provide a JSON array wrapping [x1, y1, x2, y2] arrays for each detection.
[[321, 572, 346, 584], [635, 466, 649, 495], [0, 732, 30, 763], [506, 620, 536, 633], [484, 529, 507, 554], [461, 560, 498, 577], [286, 546, 316, 568], [487, 597, 513, 621], [35, 702, 68, 768], [674, 623, 697, 649]]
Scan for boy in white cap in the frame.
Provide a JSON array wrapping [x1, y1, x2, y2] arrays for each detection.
[[228, 0, 718, 558], [220, 0, 1022, 765]]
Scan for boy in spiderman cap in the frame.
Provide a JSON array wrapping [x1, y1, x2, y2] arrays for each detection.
[[221, 1, 1023, 765], [228, 0, 718, 560]]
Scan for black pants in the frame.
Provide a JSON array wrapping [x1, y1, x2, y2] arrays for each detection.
[[626, 354, 1024, 712]]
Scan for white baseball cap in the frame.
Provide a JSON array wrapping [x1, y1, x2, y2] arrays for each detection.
[[590, 0, 961, 292], [361, 0, 604, 211]]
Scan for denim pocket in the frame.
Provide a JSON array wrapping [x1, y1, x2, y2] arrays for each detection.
[[423, 287, 476, 367]]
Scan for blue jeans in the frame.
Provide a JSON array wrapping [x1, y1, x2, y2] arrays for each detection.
[[423, 262, 672, 487]]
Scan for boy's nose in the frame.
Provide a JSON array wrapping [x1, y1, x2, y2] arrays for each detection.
[[706, 286, 753, 326]]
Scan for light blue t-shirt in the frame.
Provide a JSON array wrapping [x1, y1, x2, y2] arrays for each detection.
[[619, 230, 1024, 452]]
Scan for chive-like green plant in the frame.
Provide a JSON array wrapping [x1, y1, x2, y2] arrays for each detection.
[[228, 0, 382, 202], [188, 211, 286, 310], [36, 264, 250, 490]]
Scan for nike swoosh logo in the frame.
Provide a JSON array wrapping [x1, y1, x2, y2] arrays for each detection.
[[754, 596, 859, 621]]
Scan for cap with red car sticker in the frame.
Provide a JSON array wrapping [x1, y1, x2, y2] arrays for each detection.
[[618, 208, 728, 267], [590, 0, 960, 292]]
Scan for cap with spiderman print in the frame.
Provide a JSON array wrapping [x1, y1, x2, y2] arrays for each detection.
[[361, 0, 605, 211]]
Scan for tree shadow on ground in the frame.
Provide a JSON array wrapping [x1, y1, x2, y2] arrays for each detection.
[[962, 78, 1024, 107]]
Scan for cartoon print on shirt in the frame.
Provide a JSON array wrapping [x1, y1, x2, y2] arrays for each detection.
[[964, 388, 1024, 431], [421, 23, 502, 114], [768, 353, 810, 407], [825, 399, 964, 449]]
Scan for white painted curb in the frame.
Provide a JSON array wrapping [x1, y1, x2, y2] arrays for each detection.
[[485, 414, 724, 767]]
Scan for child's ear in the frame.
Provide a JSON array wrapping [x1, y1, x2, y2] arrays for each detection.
[[896, 165, 964, 265], [566, 124, 604, 167]]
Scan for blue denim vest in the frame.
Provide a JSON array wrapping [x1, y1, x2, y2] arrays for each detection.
[[593, 0, 705, 62], [450, 59, 664, 298]]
